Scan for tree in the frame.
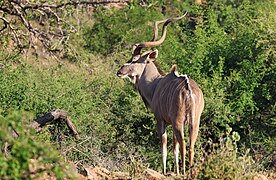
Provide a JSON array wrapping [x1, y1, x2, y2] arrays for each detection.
[[0, 0, 129, 58]]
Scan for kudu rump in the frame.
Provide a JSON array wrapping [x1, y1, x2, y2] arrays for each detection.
[[117, 14, 204, 176]]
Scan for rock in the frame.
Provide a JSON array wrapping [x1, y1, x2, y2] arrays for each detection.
[[253, 173, 268, 180], [77, 173, 88, 180], [145, 168, 165, 180], [84, 167, 131, 180], [85, 167, 110, 180], [111, 171, 131, 179]]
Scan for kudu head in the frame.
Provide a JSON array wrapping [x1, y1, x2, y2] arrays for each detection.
[[117, 13, 187, 84]]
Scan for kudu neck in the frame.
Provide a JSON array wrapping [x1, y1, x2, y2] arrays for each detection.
[[135, 62, 162, 106]]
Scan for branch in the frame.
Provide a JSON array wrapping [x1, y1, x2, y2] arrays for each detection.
[[0, 6, 17, 15], [22, 0, 130, 10], [30, 109, 80, 140], [0, 16, 22, 46], [0, 0, 129, 59], [3, 109, 80, 157], [0, 17, 9, 33]]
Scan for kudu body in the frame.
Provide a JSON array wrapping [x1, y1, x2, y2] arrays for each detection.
[[117, 14, 204, 176]]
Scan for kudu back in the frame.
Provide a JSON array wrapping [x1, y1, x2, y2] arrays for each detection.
[[117, 14, 204, 177]]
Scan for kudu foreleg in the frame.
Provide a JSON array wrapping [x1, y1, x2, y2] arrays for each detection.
[[157, 121, 167, 175]]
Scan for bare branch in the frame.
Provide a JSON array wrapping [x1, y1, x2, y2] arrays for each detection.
[[0, 16, 22, 46], [0, 17, 9, 33], [22, 0, 130, 10], [0, 0, 129, 59], [30, 109, 80, 140]]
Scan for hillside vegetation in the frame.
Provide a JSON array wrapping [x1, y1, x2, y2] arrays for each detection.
[[0, 0, 275, 179]]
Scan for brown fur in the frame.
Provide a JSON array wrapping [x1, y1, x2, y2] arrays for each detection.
[[153, 61, 167, 76], [117, 14, 203, 177], [117, 56, 204, 176], [170, 64, 177, 73]]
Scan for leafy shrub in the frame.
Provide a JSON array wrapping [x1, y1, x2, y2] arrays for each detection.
[[197, 131, 255, 179], [84, 5, 164, 55], [83, 0, 275, 173], [0, 0, 275, 178], [0, 110, 74, 179]]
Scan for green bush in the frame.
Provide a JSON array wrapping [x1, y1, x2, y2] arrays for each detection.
[[84, 5, 164, 55], [83, 0, 275, 172], [0, 54, 157, 171], [0, 0, 275, 178], [197, 131, 255, 179], [0, 110, 73, 179]]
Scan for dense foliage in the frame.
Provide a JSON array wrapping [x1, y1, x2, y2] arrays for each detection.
[[0, 110, 74, 179], [0, 0, 275, 179]]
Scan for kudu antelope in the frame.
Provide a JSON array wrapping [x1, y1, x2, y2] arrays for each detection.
[[117, 14, 204, 176]]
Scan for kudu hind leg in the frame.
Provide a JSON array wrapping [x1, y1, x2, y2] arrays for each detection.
[[157, 121, 167, 175], [173, 134, 180, 175], [173, 124, 186, 175], [189, 115, 200, 177]]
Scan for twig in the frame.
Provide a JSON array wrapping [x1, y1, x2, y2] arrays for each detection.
[[72, 147, 93, 160], [0, 16, 22, 46], [64, 136, 92, 153], [0, 0, 129, 56], [0, 17, 8, 33], [23, 0, 130, 10]]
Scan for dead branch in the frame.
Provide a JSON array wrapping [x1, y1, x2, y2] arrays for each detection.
[[22, 0, 130, 9], [30, 109, 80, 140], [3, 109, 80, 157], [0, 0, 130, 59], [0, 16, 8, 33]]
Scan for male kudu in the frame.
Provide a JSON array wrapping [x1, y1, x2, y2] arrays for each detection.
[[117, 14, 204, 177]]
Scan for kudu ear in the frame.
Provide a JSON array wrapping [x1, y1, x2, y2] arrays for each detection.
[[146, 49, 158, 62]]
